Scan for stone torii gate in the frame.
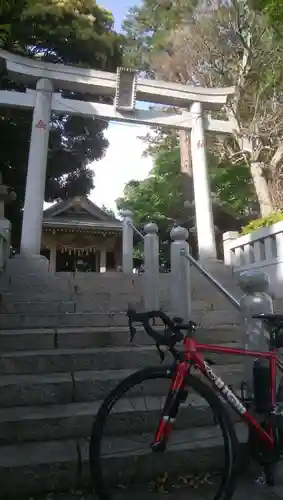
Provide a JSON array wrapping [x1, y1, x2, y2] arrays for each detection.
[[0, 49, 236, 262]]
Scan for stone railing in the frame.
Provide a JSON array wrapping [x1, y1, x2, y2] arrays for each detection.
[[0, 234, 5, 273], [173, 225, 275, 384], [171, 226, 240, 320], [223, 221, 283, 297], [122, 217, 276, 365], [121, 210, 160, 310], [0, 221, 11, 274]]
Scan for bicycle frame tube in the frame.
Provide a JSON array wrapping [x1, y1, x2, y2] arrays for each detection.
[[152, 337, 280, 451], [195, 341, 279, 408]]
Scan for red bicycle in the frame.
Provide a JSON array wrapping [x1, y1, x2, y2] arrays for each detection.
[[89, 308, 283, 500]]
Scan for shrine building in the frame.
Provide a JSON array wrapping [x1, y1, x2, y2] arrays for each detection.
[[41, 196, 122, 273]]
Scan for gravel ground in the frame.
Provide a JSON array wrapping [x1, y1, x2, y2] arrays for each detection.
[[22, 475, 283, 500]]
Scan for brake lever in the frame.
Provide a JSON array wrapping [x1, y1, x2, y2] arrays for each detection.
[[156, 343, 165, 363], [128, 320, 137, 343]]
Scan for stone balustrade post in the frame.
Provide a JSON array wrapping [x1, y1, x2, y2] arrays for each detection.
[[0, 173, 15, 272], [0, 222, 11, 272], [222, 231, 239, 266], [143, 222, 159, 310], [170, 226, 191, 322], [121, 210, 133, 273], [238, 270, 274, 398]]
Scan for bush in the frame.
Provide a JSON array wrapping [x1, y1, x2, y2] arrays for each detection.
[[241, 212, 283, 235]]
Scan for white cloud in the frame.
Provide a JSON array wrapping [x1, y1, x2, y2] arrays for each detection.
[[89, 122, 153, 212], [44, 121, 153, 212]]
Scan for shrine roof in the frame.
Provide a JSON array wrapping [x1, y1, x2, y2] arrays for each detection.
[[42, 196, 122, 231]]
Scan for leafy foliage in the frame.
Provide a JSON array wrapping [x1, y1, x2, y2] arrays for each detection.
[[123, 0, 197, 74], [116, 139, 256, 236], [123, 0, 283, 217], [209, 160, 258, 217], [241, 211, 283, 234], [116, 147, 186, 231], [255, 0, 283, 30], [0, 0, 26, 45], [0, 0, 123, 245], [140, 129, 258, 217]]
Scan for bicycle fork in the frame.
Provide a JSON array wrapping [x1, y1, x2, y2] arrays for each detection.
[[151, 362, 189, 453]]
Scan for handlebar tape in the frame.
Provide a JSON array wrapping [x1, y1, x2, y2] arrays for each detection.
[[126, 308, 184, 345]]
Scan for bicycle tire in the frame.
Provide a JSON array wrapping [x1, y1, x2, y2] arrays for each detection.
[[275, 376, 283, 458], [89, 365, 240, 500]]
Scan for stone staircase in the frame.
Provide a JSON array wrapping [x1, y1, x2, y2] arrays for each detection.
[[0, 258, 247, 497]]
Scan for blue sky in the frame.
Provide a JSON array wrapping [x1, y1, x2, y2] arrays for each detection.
[[88, 0, 152, 213], [101, 0, 138, 31], [45, 0, 150, 214]]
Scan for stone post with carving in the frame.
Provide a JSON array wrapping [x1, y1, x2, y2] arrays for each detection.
[[143, 222, 159, 310], [170, 226, 191, 321], [223, 231, 239, 266], [238, 270, 273, 397], [121, 209, 133, 273], [0, 174, 16, 271]]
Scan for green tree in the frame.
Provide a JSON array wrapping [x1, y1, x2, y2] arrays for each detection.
[[117, 143, 254, 263], [123, 0, 283, 217], [141, 127, 258, 216], [0, 0, 123, 246], [123, 0, 196, 74], [116, 148, 186, 231], [255, 0, 283, 30], [0, 0, 28, 45], [117, 141, 257, 229]]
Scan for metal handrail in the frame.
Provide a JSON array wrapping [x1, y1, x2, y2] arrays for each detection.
[[128, 221, 145, 240], [181, 249, 240, 311]]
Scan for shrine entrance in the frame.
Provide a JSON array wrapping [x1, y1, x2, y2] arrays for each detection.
[[0, 48, 237, 263], [56, 250, 97, 273], [41, 196, 122, 273]]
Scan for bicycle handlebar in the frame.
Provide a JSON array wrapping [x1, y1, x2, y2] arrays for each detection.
[[126, 308, 188, 346]]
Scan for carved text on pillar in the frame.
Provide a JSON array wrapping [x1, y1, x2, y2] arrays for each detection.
[[197, 140, 205, 149], [36, 120, 47, 130]]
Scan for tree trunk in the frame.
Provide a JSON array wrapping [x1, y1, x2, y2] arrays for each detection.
[[250, 162, 273, 217]]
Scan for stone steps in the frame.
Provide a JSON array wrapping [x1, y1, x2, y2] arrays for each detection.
[[0, 300, 77, 314], [0, 274, 140, 293], [0, 312, 129, 329], [0, 325, 243, 351], [0, 259, 247, 497], [0, 393, 241, 445], [0, 344, 242, 375], [0, 308, 241, 330], [0, 264, 242, 303], [0, 364, 244, 408], [0, 424, 247, 497], [0, 297, 238, 314], [0, 292, 143, 311]]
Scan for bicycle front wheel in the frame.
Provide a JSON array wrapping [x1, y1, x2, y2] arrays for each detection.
[[89, 365, 239, 500]]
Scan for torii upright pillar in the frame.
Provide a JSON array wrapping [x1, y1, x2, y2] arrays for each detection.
[[190, 102, 217, 260], [20, 78, 53, 255]]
